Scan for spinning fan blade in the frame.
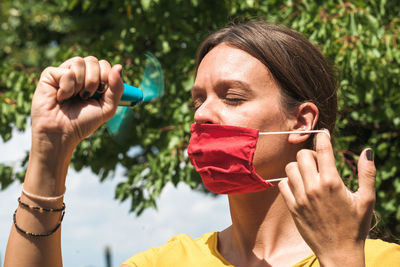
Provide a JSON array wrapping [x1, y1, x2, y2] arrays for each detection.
[[141, 52, 165, 101], [106, 52, 164, 143]]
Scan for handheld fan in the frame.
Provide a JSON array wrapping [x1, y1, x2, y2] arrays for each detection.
[[105, 52, 164, 143]]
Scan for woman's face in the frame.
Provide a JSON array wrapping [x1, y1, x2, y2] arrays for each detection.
[[192, 43, 298, 179]]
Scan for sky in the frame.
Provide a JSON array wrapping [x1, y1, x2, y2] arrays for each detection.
[[0, 126, 231, 267]]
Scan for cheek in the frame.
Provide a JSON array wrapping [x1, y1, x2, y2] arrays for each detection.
[[218, 108, 253, 127], [253, 135, 291, 178], [221, 107, 271, 128], [235, 102, 287, 129]]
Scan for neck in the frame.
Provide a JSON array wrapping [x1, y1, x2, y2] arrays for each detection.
[[219, 186, 312, 266]]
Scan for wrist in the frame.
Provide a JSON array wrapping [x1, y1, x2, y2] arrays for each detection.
[[25, 135, 75, 196], [32, 126, 78, 151]]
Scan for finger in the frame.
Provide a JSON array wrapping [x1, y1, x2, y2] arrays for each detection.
[[81, 56, 101, 99], [98, 60, 112, 94], [297, 149, 319, 191], [60, 57, 85, 93], [285, 162, 306, 201], [38, 67, 77, 103], [57, 70, 77, 102], [357, 148, 376, 201], [315, 130, 339, 178], [101, 64, 124, 121], [278, 179, 296, 208]]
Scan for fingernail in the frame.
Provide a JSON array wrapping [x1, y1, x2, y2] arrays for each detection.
[[97, 83, 106, 93], [81, 91, 91, 99], [366, 149, 374, 161]]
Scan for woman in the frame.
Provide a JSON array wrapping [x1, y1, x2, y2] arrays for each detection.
[[5, 20, 400, 267]]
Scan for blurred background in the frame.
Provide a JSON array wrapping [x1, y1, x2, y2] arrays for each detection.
[[1, 0, 399, 266]]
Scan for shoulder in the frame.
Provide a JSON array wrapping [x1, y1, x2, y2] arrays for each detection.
[[365, 239, 400, 266], [163, 232, 217, 248], [293, 239, 400, 267], [122, 232, 227, 267]]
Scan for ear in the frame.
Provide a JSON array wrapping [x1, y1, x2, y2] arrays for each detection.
[[287, 102, 319, 144]]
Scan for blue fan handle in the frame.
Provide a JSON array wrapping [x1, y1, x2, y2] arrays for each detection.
[[120, 83, 143, 106]]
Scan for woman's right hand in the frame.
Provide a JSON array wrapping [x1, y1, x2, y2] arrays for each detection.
[[4, 57, 124, 267], [23, 56, 124, 195], [31, 56, 124, 151]]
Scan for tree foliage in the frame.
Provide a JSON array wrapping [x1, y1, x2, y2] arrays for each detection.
[[1, 0, 399, 241]]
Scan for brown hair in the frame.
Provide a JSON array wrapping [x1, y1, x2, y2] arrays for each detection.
[[196, 20, 337, 135]]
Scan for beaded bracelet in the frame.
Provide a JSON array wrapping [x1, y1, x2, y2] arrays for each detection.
[[18, 197, 65, 213], [13, 208, 65, 237]]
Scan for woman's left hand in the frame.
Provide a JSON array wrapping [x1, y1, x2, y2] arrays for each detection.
[[278, 131, 376, 267]]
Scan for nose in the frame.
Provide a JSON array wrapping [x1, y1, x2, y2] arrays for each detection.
[[194, 97, 220, 124]]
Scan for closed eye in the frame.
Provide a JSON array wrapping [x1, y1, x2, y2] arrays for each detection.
[[191, 97, 205, 111], [223, 97, 245, 105], [191, 85, 206, 111], [223, 90, 248, 106]]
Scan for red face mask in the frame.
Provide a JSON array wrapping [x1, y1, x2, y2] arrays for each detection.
[[188, 123, 329, 194]]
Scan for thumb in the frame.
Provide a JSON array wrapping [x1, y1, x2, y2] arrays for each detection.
[[102, 64, 124, 121], [357, 148, 376, 198]]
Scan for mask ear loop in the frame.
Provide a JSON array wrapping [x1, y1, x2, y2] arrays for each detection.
[[258, 129, 331, 182], [259, 129, 331, 139]]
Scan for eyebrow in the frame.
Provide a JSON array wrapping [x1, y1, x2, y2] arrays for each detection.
[[191, 85, 203, 92], [219, 80, 251, 91], [191, 80, 252, 93]]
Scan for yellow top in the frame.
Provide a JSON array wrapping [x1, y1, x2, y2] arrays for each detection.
[[123, 232, 400, 267]]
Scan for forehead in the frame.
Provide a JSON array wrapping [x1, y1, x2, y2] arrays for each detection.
[[194, 43, 274, 90]]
